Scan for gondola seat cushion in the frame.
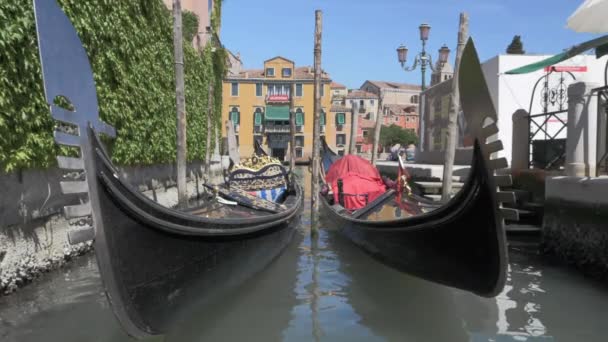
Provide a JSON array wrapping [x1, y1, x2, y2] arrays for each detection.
[[247, 186, 287, 203]]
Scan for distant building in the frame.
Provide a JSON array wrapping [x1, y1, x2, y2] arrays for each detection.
[[384, 104, 419, 134], [360, 80, 421, 106], [226, 50, 243, 77], [222, 56, 336, 161], [430, 61, 454, 87], [163, 0, 215, 49]]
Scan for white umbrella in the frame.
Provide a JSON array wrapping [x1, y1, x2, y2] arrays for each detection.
[[567, 0, 608, 33]]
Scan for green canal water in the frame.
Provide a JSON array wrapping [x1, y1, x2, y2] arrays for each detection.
[[1, 170, 608, 341]]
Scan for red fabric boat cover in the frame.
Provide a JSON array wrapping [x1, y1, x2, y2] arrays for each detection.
[[325, 155, 387, 210]]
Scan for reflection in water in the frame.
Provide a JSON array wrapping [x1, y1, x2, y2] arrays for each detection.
[[1, 168, 608, 341]]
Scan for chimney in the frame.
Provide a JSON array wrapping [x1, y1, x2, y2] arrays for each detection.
[[307, 66, 312, 74], [245, 72, 249, 78]]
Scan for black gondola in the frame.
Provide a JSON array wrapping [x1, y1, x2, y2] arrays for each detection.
[[33, 0, 303, 338], [319, 39, 514, 298]]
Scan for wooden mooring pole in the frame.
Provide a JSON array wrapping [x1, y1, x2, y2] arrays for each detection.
[[311, 10, 323, 232], [349, 102, 359, 155], [441, 12, 468, 202], [289, 83, 296, 171], [173, 0, 188, 207], [204, 83, 214, 180], [371, 92, 384, 165]]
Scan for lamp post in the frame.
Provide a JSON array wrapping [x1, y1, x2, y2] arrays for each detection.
[[397, 24, 451, 90]]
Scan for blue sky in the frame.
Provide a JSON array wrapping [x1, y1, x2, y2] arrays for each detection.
[[221, 0, 599, 89]]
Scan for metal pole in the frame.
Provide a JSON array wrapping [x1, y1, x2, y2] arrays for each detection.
[[349, 102, 359, 155], [421, 40, 427, 91], [311, 10, 323, 230], [204, 83, 214, 180], [290, 83, 296, 171], [441, 12, 468, 202], [173, 0, 188, 207], [371, 93, 383, 165]]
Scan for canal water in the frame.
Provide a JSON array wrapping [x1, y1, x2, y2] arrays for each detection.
[[1, 169, 608, 341]]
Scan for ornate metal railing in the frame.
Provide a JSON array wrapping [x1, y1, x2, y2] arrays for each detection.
[[526, 70, 576, 170]]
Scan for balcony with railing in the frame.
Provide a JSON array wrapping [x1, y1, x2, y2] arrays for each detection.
[[264, 122, 291, 133], [266, 94, 291, 104]]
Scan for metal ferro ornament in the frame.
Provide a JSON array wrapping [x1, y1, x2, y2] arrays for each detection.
[[33, 0, 116, 244]]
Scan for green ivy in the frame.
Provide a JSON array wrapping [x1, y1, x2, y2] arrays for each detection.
[[0, 0, 224, 172], [182, 10, 199, 43]]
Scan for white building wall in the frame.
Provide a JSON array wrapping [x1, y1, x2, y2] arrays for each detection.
[[490, 54, 608, 166]]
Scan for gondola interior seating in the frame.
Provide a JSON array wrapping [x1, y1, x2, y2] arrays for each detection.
[[229, 159, 289, 203], [325, 155, 387, 210]]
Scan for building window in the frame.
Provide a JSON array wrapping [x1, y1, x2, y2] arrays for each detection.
[[394, 117, 399, 123], [411, 95, 418, 104], [282, 68, 292, 77], [231, 82, 239, 96], [266, 68, 275, 77], [336, 134, 346, 145], [320, 84, 324, 97], [255, 83, 263, 97], [296, 148, 303, 158], [370, 99, 375, 105], [320, 111, 326, 126], [296, 83, 303, 97], [362, 130, 368, 137], [356, 145, 362, 153], [295, 136, 304, 147], [338, 149, 345, 156], [336, 112, 346, 125], [295, 108, 304, 126], [230, 107, 240, 125], [254, 108, 263, 126], [359, 100, 364, 107]]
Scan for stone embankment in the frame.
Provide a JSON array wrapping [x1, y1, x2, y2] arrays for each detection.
[[0, 159, 226, 295], [543, 176, 608, 279]]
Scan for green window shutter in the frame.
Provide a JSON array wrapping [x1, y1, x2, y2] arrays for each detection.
[[230, 110, 240, 124], [320, 112, 326, 126], [254, 112, 262, 126], [295, 112, 304, 126], [337, 113, 345, 125]]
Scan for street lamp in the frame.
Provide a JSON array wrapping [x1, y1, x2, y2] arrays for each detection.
[[396, 24, 451, 90]]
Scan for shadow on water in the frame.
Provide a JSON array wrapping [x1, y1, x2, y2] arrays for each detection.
[[1, 167, 608, 341]]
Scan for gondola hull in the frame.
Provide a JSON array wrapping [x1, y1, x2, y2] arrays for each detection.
[[320, 141, 506, 297], [90, 133, 303, 338]]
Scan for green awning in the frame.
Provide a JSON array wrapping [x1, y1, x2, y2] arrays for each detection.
[[265, 105, 290, 121], [254, 112, 262, 126], [506, 34, 608, 75], [295, 112, 304, 125], [336, 112, 345, 125]]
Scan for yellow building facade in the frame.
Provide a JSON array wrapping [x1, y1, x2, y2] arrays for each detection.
[[222, 57, 350, 161]]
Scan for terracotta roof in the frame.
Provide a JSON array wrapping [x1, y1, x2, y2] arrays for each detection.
[[364, 80, 421, 91], [359, 118, 376, 129], [331, 82, 347, 89], [228, 66, 331, 80], [385, 104, 418, 115], [330, 105, 350, 112], [346, 90, 378, 99]]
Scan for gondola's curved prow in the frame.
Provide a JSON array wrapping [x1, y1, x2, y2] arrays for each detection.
[[254, 138, 269, 156], [32, 0, 303, 338], [319, 38, 510, 297]]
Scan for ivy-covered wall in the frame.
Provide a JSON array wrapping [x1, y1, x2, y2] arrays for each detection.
[[0, 0, 225, 173]]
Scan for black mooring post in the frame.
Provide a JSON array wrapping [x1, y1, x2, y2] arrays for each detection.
[[337, 178, 344, 207]]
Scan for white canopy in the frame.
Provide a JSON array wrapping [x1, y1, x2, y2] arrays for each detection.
[[568, 0, 608, 33]]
